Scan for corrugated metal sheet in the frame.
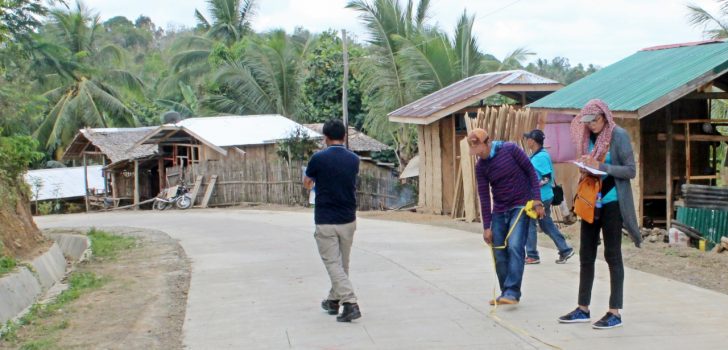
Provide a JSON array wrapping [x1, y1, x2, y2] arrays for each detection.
[[303, 124, 389, 152], [24, 166, 105, 201], [177, 115, 322, 147], [388, 70, 560, 119], [676, 206, 728, 249], [529, 41, 728, 112]]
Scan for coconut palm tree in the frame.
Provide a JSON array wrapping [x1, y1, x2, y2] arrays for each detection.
[[33, 2, 144, 157], [204, 29, 314, 119], [687, 1, 728, 38], [161, 0, 257, 100]]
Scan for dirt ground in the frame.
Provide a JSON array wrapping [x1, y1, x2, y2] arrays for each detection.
[[0, 185, 50, 260], [0, 227, 191, 350]]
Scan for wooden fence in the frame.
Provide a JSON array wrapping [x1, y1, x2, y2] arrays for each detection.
[[166, 158, 413, 210]]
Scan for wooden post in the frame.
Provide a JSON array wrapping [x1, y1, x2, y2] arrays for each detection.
[[685, 123, 691, 184], [158, 158, 165, 192], [666, 108, 673, 228], [342, 29, 350, 149], [133, 160, 140, 210], [83, 153, 89, 212], [102, 156, 108, 195]]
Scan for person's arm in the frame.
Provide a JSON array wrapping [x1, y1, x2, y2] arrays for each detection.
[[531, 153, 552, 187], [304, 156, 318, 190], [475, 162, 492, 230], [598, 128, 636, 180], [512, 145, 542, 201]]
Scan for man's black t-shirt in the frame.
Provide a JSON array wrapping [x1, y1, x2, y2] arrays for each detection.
[[305, 144, 359, 225]]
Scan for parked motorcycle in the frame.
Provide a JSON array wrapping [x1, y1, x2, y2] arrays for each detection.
[[154, 183, 192, 210]]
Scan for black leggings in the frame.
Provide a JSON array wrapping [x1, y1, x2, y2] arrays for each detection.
[[578, 201, 624, 309]]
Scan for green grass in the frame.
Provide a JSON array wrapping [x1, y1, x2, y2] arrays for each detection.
[[1, 272, 107, 343], [87, 228, 136, 259], [1, 229, 133, 345], [19, 338, 56, 350], [0, 255, 17, 276]]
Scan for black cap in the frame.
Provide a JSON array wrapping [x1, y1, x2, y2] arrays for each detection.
[[523, 129, 545, 144]]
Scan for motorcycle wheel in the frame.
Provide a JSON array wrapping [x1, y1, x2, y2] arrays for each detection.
[[154, 199, 170, 211], [176, 195, 192, 209]]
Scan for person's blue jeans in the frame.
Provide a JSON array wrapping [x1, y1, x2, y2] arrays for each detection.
[[490, 206, 531, 300], [526, 199, 573, 259]]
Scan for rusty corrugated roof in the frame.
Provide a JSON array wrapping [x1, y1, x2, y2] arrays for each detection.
[[388, 70, 560, 124]]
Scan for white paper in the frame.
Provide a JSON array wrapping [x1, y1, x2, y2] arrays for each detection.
[[572, 161, 607, 176]]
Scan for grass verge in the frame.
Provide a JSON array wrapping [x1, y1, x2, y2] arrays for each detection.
[[1, 229, 136, 348], [88, 228, 136, 259]]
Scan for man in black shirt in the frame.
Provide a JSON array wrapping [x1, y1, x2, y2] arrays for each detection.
[[304, 119, 361, 322]]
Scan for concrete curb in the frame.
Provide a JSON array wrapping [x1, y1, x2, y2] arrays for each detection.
[[0, 234, 91, 325]]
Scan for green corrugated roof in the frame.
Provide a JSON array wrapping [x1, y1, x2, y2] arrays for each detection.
[[528, 41, 728, 113]]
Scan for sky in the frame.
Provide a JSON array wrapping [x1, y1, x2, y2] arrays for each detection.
[[80, 0, 722, 67]]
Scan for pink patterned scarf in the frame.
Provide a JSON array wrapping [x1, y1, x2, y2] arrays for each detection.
[[570, 99, 616, 160]]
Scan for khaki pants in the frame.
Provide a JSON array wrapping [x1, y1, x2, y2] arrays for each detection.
[[314, 221, 357, 304]]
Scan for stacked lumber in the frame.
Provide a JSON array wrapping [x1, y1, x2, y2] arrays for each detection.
[[450, 106, 539, 221]]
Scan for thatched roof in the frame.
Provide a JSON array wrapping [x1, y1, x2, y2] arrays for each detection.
[[303, 124, 390, 153], [63, 127, 158, 163]]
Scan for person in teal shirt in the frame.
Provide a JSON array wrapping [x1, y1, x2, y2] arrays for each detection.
[[523, 129, 574, 265]]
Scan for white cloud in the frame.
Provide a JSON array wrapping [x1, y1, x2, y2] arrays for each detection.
[[81, 0, 721, 65]]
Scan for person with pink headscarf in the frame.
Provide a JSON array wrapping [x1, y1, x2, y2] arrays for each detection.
[[557, 99, 641, 330]]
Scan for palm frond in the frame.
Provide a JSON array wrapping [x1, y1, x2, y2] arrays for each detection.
[[194, 9, 211, 30]]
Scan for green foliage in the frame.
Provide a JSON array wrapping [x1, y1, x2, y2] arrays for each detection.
[[0, 133, 44, 183], [0, 254, 18, 276], [686, 1, 728, 39], [204, 29, 314, 119], [525, 57, 599, 84], [87, 228, 136, 259], [300, 30, 365, 127], [36, 201, 54, 215], [276, 127, 319, 162]]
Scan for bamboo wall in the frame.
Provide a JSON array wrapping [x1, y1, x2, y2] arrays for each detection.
[[165, 144, 410, 210]]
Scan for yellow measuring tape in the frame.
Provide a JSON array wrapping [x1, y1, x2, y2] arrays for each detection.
[[486, 200, 563, 350]]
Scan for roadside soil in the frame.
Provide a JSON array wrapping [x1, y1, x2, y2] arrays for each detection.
[[0, 227, 190, 350], [232, 203, 728, 296]]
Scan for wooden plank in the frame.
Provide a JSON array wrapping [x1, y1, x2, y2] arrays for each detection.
[[441, 117, 455, 215], [425, 125, 434, 213], [431, 121, 442, 214], [417, 125, 426, 209], [133, 160, 139, 210], [656, 133, 728, 142], [201, 175, 218, 208], [686, 125, 691, 184], [451, 166, 462, 218], [83, 153, 89, 212], [460, 138, 478, 222], [188, 175, 204, 206]]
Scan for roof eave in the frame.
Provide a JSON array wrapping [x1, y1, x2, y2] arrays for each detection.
[[135, 125, 228, 157], [389, 84, 563, 125]]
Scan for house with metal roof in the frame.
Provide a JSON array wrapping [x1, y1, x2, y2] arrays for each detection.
[[135, 115, 322, 208], [529, 40, 728, 227], [388, 70, 563, 216]]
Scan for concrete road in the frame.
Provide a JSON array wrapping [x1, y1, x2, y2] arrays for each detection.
[[36, 209, 728, 350]]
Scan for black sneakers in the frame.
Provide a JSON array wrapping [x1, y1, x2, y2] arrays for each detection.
[[321, 299, 340, 315], [336, 302, 361, 322]]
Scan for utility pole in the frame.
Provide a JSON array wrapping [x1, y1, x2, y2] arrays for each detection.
[[342, 29, 349, 149]]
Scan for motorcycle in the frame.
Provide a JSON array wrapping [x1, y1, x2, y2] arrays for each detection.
[[154, 183, 192, 210]]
